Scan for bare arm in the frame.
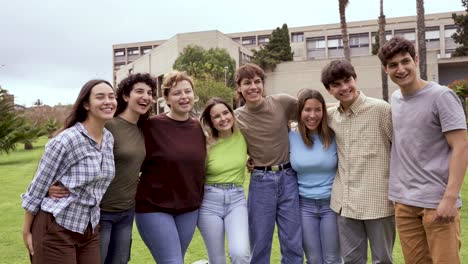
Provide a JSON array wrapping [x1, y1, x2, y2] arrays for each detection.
[[433, 129, 468, 223], [22, 211, 35, 256]]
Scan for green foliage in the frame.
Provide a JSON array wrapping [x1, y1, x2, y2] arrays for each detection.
[[372, 34, 380, 55], [173, 45, 236, 86], [16, 122, 47, 150], [45, 118, 59, 138], [448, 78, 468, 98], [252, 23, 293, 71], [0, 87, 48, 153], [194, 77, 233, 112], [0, 87, 26, 154], [452, 1, 468, 57]]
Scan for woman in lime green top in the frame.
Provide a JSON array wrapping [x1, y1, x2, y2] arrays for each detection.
[[198, 97, 250, 264]]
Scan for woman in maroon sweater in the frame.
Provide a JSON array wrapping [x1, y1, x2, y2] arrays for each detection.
[[135, 70, 206, 263]]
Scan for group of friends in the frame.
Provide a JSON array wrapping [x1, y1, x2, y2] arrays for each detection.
[[21, 35, 468, 264]]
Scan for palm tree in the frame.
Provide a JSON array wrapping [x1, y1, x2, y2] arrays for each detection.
[[339, 0, 351, 61], [416, 0, 427, 80], [379, 0, 389, 101]]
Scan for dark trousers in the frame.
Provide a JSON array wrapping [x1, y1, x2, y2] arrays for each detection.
[[30, 210, 100, 264]]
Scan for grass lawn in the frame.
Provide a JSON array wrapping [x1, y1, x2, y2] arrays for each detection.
[[1, 136, 467, 263]]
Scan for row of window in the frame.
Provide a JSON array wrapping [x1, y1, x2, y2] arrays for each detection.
[[229, 25, 457, 47], [114, 45, 159, 57]]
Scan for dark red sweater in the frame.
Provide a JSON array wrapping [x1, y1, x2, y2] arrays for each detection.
[[135, 114, 206, 214]]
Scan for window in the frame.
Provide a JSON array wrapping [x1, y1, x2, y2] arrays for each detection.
[[327, 36, 343, 49], [425, 27, 440, 42], [242, 36, 256, 45], [128, 48, 139, 55], [349, 33, 369, 48], [371, 31, 393, 44], [114, 49, 125, 57], [306, 37, 326, 50], [141, 46, 152, 54], [258, 35, 270, 44], [232, 37, 240, 44], [291, 32, 304, 42], [395, 29, 416, 42], [444, 25, 457, 38]]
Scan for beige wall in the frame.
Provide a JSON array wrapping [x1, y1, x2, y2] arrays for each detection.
[[265, 52, 440, 103]]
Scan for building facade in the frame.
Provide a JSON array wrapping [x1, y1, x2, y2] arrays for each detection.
[[113, 11, 467, 106]]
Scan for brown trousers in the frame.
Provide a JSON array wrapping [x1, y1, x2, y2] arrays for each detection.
[[30, 210, 100, 264], [395, 202, 461, 264]]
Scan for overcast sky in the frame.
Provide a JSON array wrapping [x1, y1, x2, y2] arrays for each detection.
[[0, 0, 463, 106]]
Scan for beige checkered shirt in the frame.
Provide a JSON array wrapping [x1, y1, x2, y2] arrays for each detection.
[[328, 92, 394, 219]]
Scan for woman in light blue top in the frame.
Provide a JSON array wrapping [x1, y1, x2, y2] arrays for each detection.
[[289, 89, 340, 264]]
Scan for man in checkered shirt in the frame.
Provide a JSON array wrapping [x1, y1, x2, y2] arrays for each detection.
[[321, 59, 395, 264]]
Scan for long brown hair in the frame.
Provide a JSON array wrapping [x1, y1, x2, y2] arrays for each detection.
[[60, 79, 113, 132], [297, 89, 334, 148], [200, 97, 236, 145]]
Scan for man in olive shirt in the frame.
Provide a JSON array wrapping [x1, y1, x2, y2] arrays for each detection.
[[322, 60, 395, 264]]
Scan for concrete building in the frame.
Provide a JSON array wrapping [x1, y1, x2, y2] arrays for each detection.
[[113, 11, 467, 106]]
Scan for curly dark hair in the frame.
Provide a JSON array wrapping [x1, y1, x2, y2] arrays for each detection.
[[378, 36, 416, 66], [116, 73, 157, 127]]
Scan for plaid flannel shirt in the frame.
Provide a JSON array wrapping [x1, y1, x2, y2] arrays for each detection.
[[21, 122, 115, 234]]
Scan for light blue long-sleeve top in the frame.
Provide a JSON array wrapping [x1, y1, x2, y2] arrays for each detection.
[[289, 130, 337, 199]]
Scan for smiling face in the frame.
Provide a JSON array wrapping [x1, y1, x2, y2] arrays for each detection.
[[301, 98, 323, 133], [165, 80, 195, 117], [124, 82, 153, 116], [84, 82, 117, 122], [209, 103, 234, 138], [237, 74, 264, 107], [385, 52, 419, 92], [327, 76, 359, 109]]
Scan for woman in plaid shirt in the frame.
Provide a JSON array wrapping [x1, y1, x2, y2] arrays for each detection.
[[21, 79, 117, 264]]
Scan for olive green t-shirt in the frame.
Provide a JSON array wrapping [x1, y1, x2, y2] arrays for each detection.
[[100, 116, 146, 212]]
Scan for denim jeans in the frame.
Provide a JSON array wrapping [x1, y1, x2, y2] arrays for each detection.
[[135, 209, 199, 264], [99, 208, 135, 264], [197, 185, 250, 264], [300, 197, 341, 264], [248, 167, 303, 264]]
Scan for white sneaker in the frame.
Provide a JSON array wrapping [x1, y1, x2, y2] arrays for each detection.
[[192, 260, 209, 264]]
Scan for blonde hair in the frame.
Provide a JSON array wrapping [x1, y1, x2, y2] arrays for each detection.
[[162, 70, 195, 97]]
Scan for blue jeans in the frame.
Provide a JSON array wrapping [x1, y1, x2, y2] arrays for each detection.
[[197, 185, 250, 264], [248, 168, 303, 264], [300, 197, 341, 264], [135, 209, 199, 264], [99, 208, 135, 264]]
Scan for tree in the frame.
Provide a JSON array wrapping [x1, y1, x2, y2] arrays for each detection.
[[16, 122, 46, 150], [193, 77, 233, 112], [173, 45, 236, 86], [339, 0, 351, 62], [452, 0, 468, 57], [0, 87, 27, 153], [45, 118, 59, 138], [33, 99, 44, 106], [416, 0, 427, 80], [252, 23, 293, 71], [379, 0, 390, 101]]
